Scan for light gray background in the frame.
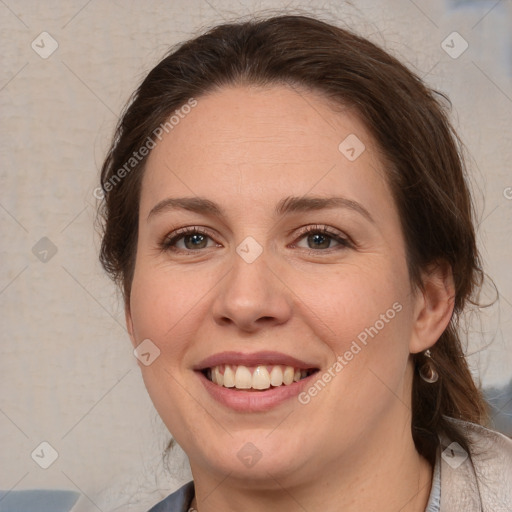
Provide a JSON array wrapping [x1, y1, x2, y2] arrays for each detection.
[[1, 1, 511, 511]]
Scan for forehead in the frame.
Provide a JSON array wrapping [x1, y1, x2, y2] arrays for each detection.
[[140, 84, 391, 218]]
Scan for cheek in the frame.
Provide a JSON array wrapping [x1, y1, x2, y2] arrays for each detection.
[[300, 259, 413, 385], [308, 260, 408, 337], [129, 260, 208, 357], [128, 265, 214, 444]]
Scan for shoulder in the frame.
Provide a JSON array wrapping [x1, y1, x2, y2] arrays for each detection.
[[455, 418, 512, 478], [440, 418, 512, 512], [146, 481, 195, 512]]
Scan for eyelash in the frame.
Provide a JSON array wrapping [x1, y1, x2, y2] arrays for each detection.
[[160, 224, 353, 254]]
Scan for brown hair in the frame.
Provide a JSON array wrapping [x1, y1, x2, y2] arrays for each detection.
[[98, 14, 489, 465]]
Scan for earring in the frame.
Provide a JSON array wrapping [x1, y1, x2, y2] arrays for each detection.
[[419, 349, 439, 383]]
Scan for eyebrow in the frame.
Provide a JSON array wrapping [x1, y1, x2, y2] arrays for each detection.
[[147, 195, 374, 223]]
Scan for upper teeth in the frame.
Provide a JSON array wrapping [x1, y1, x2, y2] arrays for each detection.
[[208, 364, 310, 390]]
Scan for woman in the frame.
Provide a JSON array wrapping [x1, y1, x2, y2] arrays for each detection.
[[97, 14, 512, 512]]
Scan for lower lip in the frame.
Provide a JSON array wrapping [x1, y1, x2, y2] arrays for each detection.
[[196, 370, 317, 412]]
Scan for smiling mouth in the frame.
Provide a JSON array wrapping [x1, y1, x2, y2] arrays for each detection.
[[202, 364, 319, 391]]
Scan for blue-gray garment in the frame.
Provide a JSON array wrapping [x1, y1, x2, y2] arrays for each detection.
[[0, 489, 80, 512], [147, 481, 195, 512], [147, 450, 442, 512]]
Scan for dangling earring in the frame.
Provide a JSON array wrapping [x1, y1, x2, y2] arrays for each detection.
[[419, 349, 439, 383]]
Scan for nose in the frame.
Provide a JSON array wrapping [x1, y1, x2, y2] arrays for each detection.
[[211, 245, 293, 333]]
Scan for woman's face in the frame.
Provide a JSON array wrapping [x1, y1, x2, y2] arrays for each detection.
[[127, 84, 428, 486]]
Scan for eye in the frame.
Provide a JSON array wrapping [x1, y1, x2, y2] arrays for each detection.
[[160, 224, 352, 254], [292, 225, 352, 251], [160, 226, 220, 252]]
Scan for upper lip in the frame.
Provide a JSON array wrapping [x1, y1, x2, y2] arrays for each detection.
[[194, 351, 319, 370]]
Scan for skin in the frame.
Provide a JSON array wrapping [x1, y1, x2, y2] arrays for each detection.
[[126, 84, 455, 511]]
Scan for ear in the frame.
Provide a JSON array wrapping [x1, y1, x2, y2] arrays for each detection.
[[125, 299, 137, 349], [409, 260, 455, 354]]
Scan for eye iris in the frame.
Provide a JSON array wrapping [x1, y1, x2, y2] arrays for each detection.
[[185, 233, 207, 250], [308, 233, 330, 249]]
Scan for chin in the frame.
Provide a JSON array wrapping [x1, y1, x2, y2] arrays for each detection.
[[190, 432, 315, 485]]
